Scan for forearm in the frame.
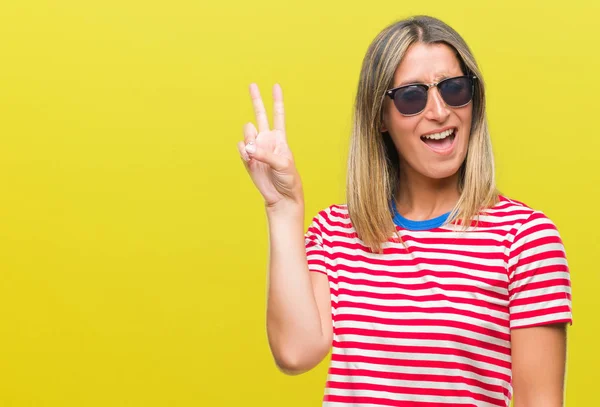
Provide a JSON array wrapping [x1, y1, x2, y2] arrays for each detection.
[[265, 202, 328, 373]]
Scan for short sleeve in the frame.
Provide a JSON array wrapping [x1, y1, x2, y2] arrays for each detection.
[[304, 212, 328, 275], [508, 211, 573, 329]]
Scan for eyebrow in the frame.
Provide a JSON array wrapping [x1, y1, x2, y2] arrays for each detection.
[[396, 73, 454, 87]]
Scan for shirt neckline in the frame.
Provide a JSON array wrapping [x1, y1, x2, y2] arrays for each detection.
[[391, 200, 451, 231]]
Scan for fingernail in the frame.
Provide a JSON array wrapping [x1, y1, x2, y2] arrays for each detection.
[[245, 142, 256, 154]]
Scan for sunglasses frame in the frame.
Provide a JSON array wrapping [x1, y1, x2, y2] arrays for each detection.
[[385, 75, 478, 117]]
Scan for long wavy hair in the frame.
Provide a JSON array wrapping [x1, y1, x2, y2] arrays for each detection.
[[347, 15, 499, 253]]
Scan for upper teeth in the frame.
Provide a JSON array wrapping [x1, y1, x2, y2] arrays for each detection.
[[423, 129, 454, 140]]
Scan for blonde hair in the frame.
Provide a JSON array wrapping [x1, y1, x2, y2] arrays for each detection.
[[347, 15, 499, 253]]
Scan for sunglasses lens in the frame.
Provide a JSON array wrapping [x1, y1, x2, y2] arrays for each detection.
[[393, 86, 427, 115], [439, 77, 473, 107]]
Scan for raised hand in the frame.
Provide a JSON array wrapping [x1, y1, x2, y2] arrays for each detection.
[[237, 83, 303, 209]]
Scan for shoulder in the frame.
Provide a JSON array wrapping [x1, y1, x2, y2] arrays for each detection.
[[491, 196, 564, 256], [306, 204, 352, 235], [312, 204, 349, 219], [485, 195, 560, 232]]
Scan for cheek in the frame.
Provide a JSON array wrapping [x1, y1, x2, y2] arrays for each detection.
[[462, 106, 474, 130], [456, 107, 473, 140], [386, 110, 419, 139], [459, 114, 473, 156], [391, 123, 421, 156]]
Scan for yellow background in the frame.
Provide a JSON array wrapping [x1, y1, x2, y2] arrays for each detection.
[[0, 0, 597, 405]]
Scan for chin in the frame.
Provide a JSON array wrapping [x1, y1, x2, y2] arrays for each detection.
[[421, 162, 463, 180]]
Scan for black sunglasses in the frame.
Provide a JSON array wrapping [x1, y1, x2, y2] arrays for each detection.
[[385, 75, 477, 116]]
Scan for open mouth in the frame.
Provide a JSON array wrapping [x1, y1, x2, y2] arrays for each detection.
[[420, 128, 457, 152]]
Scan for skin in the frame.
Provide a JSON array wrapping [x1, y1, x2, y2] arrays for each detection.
[[511, 323, 568, 406]]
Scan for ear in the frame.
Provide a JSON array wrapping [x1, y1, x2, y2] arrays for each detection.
[[380, 111, 388, 133]]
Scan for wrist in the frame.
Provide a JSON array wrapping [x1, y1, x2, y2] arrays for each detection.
[[266, 198, 305, 220]]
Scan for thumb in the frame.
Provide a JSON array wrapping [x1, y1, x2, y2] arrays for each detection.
[[245, 142, 289, 172]]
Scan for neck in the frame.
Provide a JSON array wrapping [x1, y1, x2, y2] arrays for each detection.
[[395, 164, 461, 221]]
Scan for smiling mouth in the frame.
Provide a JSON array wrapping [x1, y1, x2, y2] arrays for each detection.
[[420, 128, 456, 152]]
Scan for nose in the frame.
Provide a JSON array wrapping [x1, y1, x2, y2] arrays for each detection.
[[424, 87, 450, 122]]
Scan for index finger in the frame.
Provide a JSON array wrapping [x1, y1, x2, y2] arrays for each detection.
[[272, 83, 285, 132], [249, 83, 270, 133]]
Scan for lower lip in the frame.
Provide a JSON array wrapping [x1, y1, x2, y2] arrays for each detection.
[[421, 130, 458, 155]]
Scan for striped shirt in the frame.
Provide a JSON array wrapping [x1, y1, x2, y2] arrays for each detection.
[[304, 195, 573, 407]]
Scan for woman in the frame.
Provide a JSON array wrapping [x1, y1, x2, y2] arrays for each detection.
[[237, 15, 572, 407]]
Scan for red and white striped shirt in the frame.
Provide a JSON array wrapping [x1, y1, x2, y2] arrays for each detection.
[[304, 195, 573, 407]]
